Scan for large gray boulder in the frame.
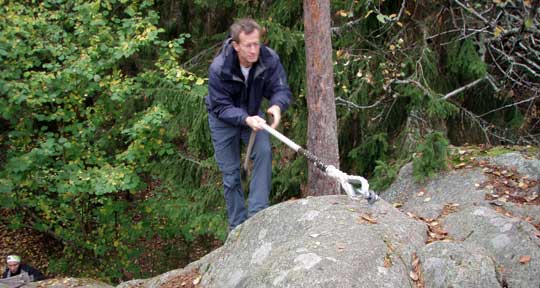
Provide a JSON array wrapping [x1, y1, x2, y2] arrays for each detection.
[[381, 163, 489, 219], [114, 151, 540, 288], [488, 152, 540, 178], [443, 206, 540, 287], [187, 195, 427, 288], [418, 241, 500, 288]]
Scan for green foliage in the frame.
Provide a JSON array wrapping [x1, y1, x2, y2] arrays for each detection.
[[447, 39, 487, 81], [348, 133, 389, 175], [271, 157, 306, 201], [371, 160, 399, 191], [412, 132, 449, 182], [0, 0, 216, 282]]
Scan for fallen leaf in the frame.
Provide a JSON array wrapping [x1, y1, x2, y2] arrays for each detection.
[[534, 231, 540, 238], [417, 191, 425, 197], [406, 212, 417, 218], [393, 202, 403, 208], [384, 255, 393, 268], [424, 197, 432, 202], [360, 214, 378, 224], [412, 256, 420, 267], [193, 275, 202, 285], [519, 255, 531, 264], [454, 162, 466, 169], [409, 271, 419, 281]]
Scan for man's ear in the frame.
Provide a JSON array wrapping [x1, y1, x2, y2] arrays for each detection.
[[232, 41, 240, 52]]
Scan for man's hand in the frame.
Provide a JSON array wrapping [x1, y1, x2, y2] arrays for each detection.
[[245, 115, 266, 131], [267, 105, 281, 129]]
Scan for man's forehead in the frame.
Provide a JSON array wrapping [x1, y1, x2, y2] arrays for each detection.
[[238, 30, 260, 41]]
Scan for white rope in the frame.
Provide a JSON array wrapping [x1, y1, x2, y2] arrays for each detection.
[[326, 165, 372, 200]]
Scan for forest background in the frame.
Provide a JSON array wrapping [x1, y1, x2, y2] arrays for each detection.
[[0, 0, 538, 284]]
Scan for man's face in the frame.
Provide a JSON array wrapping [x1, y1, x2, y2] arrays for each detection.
[[233, 29, 261, 68], [7, 262, 19, 273]]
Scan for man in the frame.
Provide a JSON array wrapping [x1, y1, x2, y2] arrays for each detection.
[[2, 255, 45, 282], [205, 18, 292, 230]]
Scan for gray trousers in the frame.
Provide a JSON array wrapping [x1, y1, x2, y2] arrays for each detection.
[[208, 112, 272, 230]]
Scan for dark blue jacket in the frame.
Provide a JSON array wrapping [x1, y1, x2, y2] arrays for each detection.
[[205, 38, 292, 126]]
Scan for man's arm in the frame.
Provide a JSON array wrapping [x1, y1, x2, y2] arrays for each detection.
[[207, 68, 249, 127]]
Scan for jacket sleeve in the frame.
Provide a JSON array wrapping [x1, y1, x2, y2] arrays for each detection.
[[265, 57, 292, 112], [207, 67, 249, 127]]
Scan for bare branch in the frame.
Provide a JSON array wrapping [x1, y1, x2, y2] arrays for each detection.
[[453, 0, 491, 25], [442, 77, 488, 100], [386, 78, 432, 95], [490, 45, 540, 77], [331, 18, 363, 35], [182, 41, 222, 69], [479, 93, 540, 117], [336, 96, 383, 110]]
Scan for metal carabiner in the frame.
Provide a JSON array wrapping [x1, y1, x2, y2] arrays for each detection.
[[346, 174, 380, 204]]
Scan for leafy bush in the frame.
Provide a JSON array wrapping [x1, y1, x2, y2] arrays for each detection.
[[0, 0, 218, 282]]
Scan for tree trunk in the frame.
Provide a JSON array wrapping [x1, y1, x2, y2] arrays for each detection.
[[303, 0, 340, 196]]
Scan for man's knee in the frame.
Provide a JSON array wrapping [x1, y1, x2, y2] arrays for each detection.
[[252, 137, 272, 161], [222, 170, 241, 191]]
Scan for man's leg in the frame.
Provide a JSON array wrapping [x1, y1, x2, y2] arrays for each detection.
[[208, 113, 247, 230], [241, 128, 272, 217]]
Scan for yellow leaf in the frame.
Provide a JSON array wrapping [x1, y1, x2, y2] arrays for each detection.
[[195, 78, 205, 85], [337, 10, 348, 17], [494, 26, 504, 37]]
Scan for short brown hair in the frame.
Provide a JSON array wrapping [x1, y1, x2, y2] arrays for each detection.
[[230, 18, 261, 43]]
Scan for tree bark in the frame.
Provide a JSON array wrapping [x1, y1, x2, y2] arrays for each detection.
[[303, 0, 340, 196]]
